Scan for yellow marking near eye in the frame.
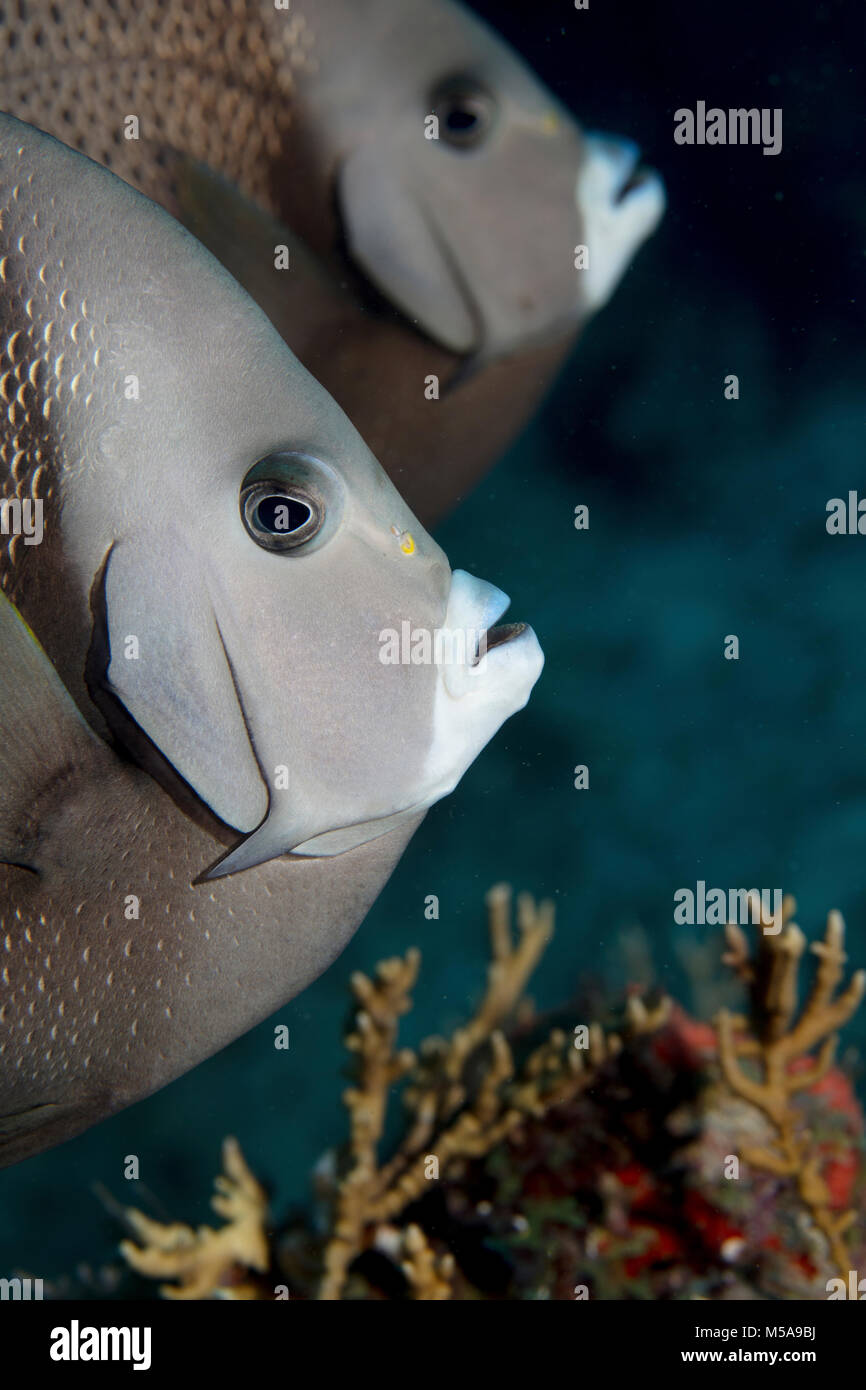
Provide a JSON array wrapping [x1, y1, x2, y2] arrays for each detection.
[[391, 524, 416, 555], [541, 112, 560, 135]]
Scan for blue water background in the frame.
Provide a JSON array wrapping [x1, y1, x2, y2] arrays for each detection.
[[1, 0, 864, 1283]]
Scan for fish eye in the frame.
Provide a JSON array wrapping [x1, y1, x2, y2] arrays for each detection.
[[432, 77, 496, 149], [242, 484, 322, 551], [240, 455, 332, 553]]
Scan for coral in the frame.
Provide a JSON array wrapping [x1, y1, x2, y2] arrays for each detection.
[[319, 884, 619, 1299], [715, 893, 866, 1276], [120, 1137, 269, 1299], [398, 1224, 455, 1300], [113, 884, 864, 1301]]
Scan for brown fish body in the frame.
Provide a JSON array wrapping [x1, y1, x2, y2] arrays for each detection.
[[0, 699, 422, 1167], [0, 0, 662, 524]]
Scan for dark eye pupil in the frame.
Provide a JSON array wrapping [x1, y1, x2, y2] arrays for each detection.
[[254, 494, 311, 534], [446, 105, 478, 133]]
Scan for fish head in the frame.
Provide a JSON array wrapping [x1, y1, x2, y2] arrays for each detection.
[[1, 116, 543, 877], [92, 350, 543, 877], [200, 456, 546, 871], [297, 0, 665, 359]]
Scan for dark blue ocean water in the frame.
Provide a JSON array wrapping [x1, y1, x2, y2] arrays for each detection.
[[1, 0, 864, 1285]]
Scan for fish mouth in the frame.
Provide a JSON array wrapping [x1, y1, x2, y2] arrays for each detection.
[[614, 160, 658, 205], [574, 133, 666, 312], [473, 620, 528, 664], [426, 571, 543, 813], [464, 582, 529, 667], [439, 570, 542, 700], [580, 133, 663, 210]]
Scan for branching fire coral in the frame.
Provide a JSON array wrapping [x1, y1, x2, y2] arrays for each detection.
[[715, 892, 866, 1276], [319, 884, 619, 1299], [397, 1223, 456, 1300], [115, 885, 626, 1300], [112, 883, 864, 1301], [120, 1137, 269, 1299]]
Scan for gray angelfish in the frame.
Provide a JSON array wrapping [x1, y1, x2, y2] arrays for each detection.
[[0, 114, 543, 1165]]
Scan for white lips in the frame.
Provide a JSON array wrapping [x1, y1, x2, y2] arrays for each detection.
[[438, 568, 539, 699], [576, 132, 666, 311], [442, 570, 509, 698], [423, 569, 544, 798]]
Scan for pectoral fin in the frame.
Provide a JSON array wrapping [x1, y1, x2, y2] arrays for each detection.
[[0, 1096, 105, 1169], [338, 145, 478, 354], [0, 589, 103, 866], [97, 533, 268, 833]]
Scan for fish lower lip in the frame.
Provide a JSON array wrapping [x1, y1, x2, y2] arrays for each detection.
[[475, 622, 527, 662]]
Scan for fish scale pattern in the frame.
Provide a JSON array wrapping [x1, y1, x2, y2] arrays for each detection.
[[0, 142, 104, 594], [0, 0, 316, 211]]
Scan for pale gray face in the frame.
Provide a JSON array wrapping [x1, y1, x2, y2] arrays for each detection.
[[1, 114, 544, 877], [290, 0, 665, 358]]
